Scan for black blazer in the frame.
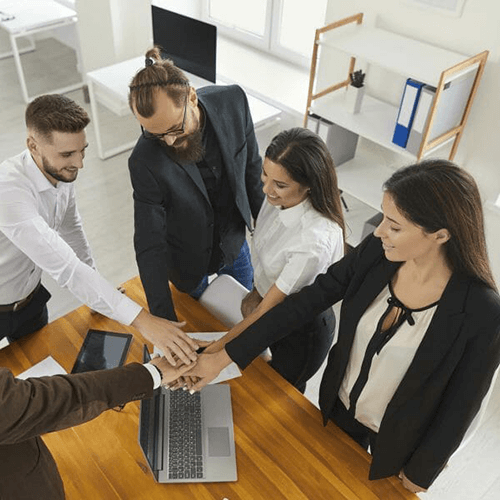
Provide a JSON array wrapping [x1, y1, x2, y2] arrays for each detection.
[[226, 234, 500, 488], [129, 85, 264, 320]]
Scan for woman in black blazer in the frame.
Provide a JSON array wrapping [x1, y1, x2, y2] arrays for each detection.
[[186, 159, 500, 494]]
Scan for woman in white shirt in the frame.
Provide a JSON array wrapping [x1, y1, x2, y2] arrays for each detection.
[[205, 128, 345, 392]]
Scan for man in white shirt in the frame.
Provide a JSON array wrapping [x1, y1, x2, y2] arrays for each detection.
[[0, 94, 198, 366]]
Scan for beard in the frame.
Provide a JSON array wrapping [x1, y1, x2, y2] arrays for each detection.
[[159, 106, 206, 164], [41, 155, 79, 183], [160, 128, 205, 164]]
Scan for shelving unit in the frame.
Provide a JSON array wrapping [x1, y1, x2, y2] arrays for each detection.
[[304, 13, 489, 211]]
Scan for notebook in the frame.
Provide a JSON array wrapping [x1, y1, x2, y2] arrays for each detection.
[[138, 345, 237, 483]]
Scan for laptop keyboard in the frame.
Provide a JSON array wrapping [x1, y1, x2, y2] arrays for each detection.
[[167, 390, 204, 479]]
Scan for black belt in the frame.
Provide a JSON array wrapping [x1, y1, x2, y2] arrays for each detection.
[[0, 282, 41, 313]]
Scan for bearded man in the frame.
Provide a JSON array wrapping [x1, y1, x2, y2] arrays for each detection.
[[0, 94, 199, 364], [128, 48, 264, 321]]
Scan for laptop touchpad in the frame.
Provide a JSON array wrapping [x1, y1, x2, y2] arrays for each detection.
[[208, 427, 230, 457]]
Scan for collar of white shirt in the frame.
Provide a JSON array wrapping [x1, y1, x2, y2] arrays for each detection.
[[23, 150, 58, 193], [278, 197, 311, 228]]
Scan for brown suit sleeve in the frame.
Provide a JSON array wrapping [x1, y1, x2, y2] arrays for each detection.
[[0, 363, 153, 445]]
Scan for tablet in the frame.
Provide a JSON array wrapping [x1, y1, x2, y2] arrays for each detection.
[[71, 329, 133, 374]]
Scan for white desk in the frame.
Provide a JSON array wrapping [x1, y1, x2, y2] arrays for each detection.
[[0, 0, 83, 103], [87, 56, 282, 160]]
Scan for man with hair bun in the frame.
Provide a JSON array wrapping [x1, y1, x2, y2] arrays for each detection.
[[0, 94, 198, 365], [128, 48, 264, 321]]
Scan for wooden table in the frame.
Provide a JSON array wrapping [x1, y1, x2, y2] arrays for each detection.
[[0, 277, 416, 499]]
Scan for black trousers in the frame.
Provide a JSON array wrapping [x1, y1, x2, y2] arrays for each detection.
[[269, 308, 335, 393], [330, 397, 378, 453], [0, 285, 51, 343]]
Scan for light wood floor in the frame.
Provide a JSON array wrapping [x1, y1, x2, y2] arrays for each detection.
[[1, 38, 499, 500]]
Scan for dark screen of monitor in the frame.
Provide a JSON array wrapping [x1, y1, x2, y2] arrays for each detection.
[[152, 6, 217, 83]]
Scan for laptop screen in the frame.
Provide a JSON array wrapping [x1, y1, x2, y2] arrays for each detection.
[[139, 345, 162, 480]]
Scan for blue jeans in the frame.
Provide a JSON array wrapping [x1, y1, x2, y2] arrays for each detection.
[[189, 240, 253, 299]]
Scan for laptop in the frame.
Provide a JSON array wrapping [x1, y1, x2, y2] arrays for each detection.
[[139, 345, 237, 483]]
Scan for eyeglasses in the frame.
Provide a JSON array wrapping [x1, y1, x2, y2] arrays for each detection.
[[141, 89, 189, 140]]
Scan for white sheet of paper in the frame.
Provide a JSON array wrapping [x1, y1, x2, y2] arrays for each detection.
[[17, 356, 67, 379], [154, 331, 242, 385]]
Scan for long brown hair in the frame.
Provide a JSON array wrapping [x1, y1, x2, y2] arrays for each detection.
[[128, 47, 190, 117], [384, 159, 496, 290], [265, 127, 346, 244]]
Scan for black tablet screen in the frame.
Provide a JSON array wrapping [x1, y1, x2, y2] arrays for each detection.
[[71, 330, 132, 374]]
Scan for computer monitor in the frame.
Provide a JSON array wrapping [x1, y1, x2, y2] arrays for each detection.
[[151, 6, 217, 83]]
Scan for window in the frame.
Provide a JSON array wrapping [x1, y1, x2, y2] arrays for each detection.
[[202, 0, 328, 66]]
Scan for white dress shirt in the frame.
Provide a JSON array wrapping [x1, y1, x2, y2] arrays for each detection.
[[143, 363, 162, 389], [338, 285, 437, 432], [0, 150, 141, 325], [251, 198, 344, 297]]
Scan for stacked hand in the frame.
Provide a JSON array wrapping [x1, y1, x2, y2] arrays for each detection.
[[132, 309, 199, 366], [149, 355, 197, 386], [164, 341, 232, 392], [186, 349, 232, 391], [165, 340, 213, 390]]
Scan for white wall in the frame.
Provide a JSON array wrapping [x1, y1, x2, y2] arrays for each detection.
[[76, 0, 152, 73], [110, 0, 153, 62], [323, 0, 500, 283], [75, 0, 115, 72]]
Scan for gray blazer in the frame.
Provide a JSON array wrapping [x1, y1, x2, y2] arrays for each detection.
[[129, 84, 264, 320], [0, 364, 153, 499]]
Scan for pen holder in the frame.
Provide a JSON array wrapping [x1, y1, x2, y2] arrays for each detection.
[[345, 85, 365, 114]]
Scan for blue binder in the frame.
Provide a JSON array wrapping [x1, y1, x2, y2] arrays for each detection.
[[392, 78, 424, 148]]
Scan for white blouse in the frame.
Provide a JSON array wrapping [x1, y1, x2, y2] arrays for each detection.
[[338, 285, 438, 432], [251, 198, 344, 297]]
